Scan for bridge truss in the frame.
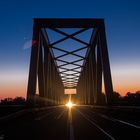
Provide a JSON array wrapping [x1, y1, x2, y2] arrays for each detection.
[[27, 18, 113, 105]]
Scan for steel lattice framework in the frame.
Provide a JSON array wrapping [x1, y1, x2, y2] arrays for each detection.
[[27, 18, 114, 105]]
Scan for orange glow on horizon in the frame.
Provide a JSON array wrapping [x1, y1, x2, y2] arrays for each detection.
[[0, 67, 140, 99], [0, 84, 26, 99], [0, 71, 27, 99], [0, 82, 140, 99]]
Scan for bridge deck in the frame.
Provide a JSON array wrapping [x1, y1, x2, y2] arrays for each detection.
[[0, 106, 140, 140]]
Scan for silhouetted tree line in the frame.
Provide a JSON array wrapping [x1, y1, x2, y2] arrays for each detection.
[[0, 97, 26, 105], [0, 91, 140, 106], [112, 91, 140, 106]]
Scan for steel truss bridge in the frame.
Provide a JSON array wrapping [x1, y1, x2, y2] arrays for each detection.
[[27, 18, 113, 105]]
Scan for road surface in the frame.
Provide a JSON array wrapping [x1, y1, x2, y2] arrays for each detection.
[[0, 106, 140, 140]]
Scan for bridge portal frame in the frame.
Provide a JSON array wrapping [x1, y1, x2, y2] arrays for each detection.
[[27, 18, 114, 105]]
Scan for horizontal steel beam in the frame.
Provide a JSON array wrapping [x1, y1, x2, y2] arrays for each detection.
[[34, 18, 104, 28]]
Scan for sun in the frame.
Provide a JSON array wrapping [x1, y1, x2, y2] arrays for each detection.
[[66, 101, 73, 108]]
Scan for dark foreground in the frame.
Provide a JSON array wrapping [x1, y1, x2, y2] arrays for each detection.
[[0, 105, 140, 140]]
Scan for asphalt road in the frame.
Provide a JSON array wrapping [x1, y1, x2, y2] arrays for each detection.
[[0, 105, 140, 140]]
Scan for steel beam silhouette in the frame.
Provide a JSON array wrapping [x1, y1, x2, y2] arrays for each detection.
[[27, 18, 114, 105]]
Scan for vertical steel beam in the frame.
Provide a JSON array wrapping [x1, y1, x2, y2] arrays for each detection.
[[38, 38, 45, 97], [43, 44, 49, 97], [27, 21, 40, 102], [96, 39, 102, 104], [91, 47, 97, 104], [99, 22, 113, 104], [87, 59, 91, 104], [89, 53, 94, 104]]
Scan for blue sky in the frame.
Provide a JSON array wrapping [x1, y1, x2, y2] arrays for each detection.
[[0, 0, 140, 98]]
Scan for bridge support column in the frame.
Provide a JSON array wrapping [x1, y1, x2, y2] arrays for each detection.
[[38, 38, 45, 98], [98, 22, 113, 104], [43, 44, 49, 98], [27, 22, 40, 103], [95, 41, 103, 104]]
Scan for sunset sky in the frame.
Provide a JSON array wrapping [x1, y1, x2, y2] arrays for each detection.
[[0, 0, 140, 99]]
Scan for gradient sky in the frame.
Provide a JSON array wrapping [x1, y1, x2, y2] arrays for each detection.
[[0, 0, 140, 99]]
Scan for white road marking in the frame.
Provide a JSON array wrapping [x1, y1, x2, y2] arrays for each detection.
[[55, 110, 66, 120], [76, 109, 116, 140], [34, 111, 55, 120], [68, 109, 75, 140], [0, 105, 63, 122], [88, 109, 140, 129], [69, 123, 74, 140], [0, 135, 4, 140], [0, 130, 4, 140], [116, 119, 140, 129]]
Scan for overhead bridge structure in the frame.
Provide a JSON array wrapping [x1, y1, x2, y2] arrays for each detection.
[[27, 18, 114, 105]]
